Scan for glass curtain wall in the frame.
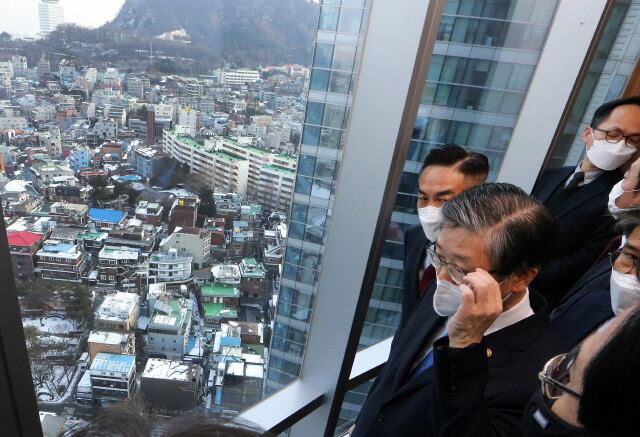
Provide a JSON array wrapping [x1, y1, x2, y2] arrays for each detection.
[[547, 0, 640, 168], [337, 0, 559, 433], [265, 0, 369, 395]]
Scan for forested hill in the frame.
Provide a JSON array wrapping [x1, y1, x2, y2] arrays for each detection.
[[105, 0, 319, 66]]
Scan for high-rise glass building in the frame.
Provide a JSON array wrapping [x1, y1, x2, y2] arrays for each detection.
[[38, 0, 64, 36], [265, 0, 370, 395]]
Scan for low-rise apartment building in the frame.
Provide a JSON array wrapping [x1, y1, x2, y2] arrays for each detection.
[[160, 227, 211, 270], [147, 249, 192, 283], [89, 353, 136, 403], [95, 292, 140, 331], [147, 295, 192, 360], [88, 330, 135, 362], [36, 240, 88, 282]]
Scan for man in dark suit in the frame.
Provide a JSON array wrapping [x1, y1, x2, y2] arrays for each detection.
[[531, 97, 640, 307], [551, 209, 640, 349], [399, 144, 489, 337], [351, 184, 565, 437]]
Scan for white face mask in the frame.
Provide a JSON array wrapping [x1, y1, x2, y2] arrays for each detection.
[[417, 206, 441, 242], [610, 269, 640, 316], [608, 179, 640, 217], [433, 271, 511, 317], [586, 132, 635, 171]]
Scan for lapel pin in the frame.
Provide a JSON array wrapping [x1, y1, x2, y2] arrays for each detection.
[[486, 348, 492, 358]]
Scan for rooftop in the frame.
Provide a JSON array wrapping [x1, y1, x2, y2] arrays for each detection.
[[88, 330, 131, 345], [89, 208, 127, 224], [7, 231, 42, 246], [263, 164, 295, 175], [203, 303, 238, 319], [142, 358, 198, 382], [90, 353, 135, 374], [97, 292, 139, 322], [201, 284, 239, 297], [99, 246, 140, 261]]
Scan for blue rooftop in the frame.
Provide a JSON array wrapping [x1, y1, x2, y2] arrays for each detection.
[[43, 243, 75, 253], [89, 208, 127, 223], [220, 337, 242, 347], [112, 174, 142, 181], [90, 353, 135, 373]]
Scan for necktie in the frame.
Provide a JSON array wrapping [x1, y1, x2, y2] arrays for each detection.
[[418, 265, 436, 297], [565, 172, 585, 190]]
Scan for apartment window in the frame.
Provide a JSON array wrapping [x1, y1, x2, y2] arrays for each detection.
[[109, 275, 114, 280]]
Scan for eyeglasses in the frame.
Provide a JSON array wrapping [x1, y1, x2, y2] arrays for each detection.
[[426, 245, 496, 285], [610, 249, 640, 276], [593, 127, 640, 149], [538, 351, 582, 400]]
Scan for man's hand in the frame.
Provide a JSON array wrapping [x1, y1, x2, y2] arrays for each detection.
[[349, 424, 356, 435], [448, 268, 503, 348]]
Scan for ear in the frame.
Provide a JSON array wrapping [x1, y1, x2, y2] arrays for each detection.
[[509, 268, 538, 293], [583, 126, 593, 145]]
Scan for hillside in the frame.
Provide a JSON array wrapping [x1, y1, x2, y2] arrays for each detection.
[[104, 0, 319, 67]]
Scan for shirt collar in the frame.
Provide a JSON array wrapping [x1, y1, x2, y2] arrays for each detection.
[[484, 288, 534, 336], [570, 162, 605, 186]]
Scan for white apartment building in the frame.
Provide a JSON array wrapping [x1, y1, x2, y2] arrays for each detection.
[[148, 249, 193, 283], [0, 109, 27, 131], [92, 119, 119, 140], [0, 61, 14, 78], [162, 129, 249, 194], [160, 226, 211, 270], [11, 56, 27, 76], [38, 0, 64, 36], [103, 68, 121, 86], [256, 164, 295, 214], [178, 107, 198, 135], [219, 137, 275, 195], [220, 69, 260, 85], [35, 103, 57, 121]]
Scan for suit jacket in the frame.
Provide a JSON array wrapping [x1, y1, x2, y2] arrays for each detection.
[[531, 167, 620, 307], [353, 286, 565, 437], [550, 257, 614, 349], [396, 224, 429, 340]]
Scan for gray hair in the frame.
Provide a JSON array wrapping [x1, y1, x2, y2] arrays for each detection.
[[439, 183, 560, 276]]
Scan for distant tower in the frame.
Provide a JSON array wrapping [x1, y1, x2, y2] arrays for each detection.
[[38, 0, 64, 36]]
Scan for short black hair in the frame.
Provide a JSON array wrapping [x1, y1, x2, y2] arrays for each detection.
[[439, 183, 560, 276], [578, 305, 640, 435], [590, 96, 640, 128], [420, 143, 489, 185]]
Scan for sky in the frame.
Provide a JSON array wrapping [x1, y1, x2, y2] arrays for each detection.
[[0, 0, 126, 38]]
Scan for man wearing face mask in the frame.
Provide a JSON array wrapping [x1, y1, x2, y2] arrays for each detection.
[[523, 305, 640, 436], [350, 184, 564, 437], [399, 144, 489, 336], [531, 97, 640, 307], [550, 209, 640, 349]]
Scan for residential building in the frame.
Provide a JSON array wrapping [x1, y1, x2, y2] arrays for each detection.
[[162, 130, 249, 194], [89, 353, 136, 403], [95, 291, 140, 331], [30, 161, 74, 193], [33, 201, 89, 225], [140, 359, 201, 410], [210, 264, 241, 287], [147, 249, 192, 283], [0, 62, 13, 78], [0, 108, 28, 131], [131, 147, 158, 179], [147, 295, 192, 360], [220, 69, 260, 85], [97, 246, 142, 288], [88, 208, 128, 228], [7, 231, 44, 280], [67, 146, 91, 171], [36, 240, 88, 281], [160, 227, 211, 270], [201, 283, 240, 309], [87, 330, 135, 362], [135, 201, 163, 225], [238, 258, 266, 299], [11, 56, 27, 77], [38, 0, 64, 36], [168, 196, 198, 233]]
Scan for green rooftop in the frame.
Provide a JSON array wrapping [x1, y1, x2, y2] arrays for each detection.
[[77, 230, 106, 240], [242, 343, 264, 357], [201, 284, 239, 297], [277, 154, 297, 161], [203, 302, 238, 318], [150, 298, 192, 328], [263, 164, 295, 175], [214, 151, 245, 162]]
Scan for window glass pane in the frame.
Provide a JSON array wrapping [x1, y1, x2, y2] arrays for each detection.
[[310, 69, 331, 91], [295, 175, 313, 195], [305, 102, 325, 125], [315, 157, 337, 180], [338, 7, 364, 33], [319, 127, 342, 149], [329, 71, 352, 94], [298, 154, 317, 177], [323, 104, 347, 129], [289, 222, 305, 240], [311, 178, 332, 199], [319, 7, 340, 31], [332, 45, 357, 71], [314, 43, 334, 69], [302, 125, 321, 146], [291, 202, 309, 223]]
